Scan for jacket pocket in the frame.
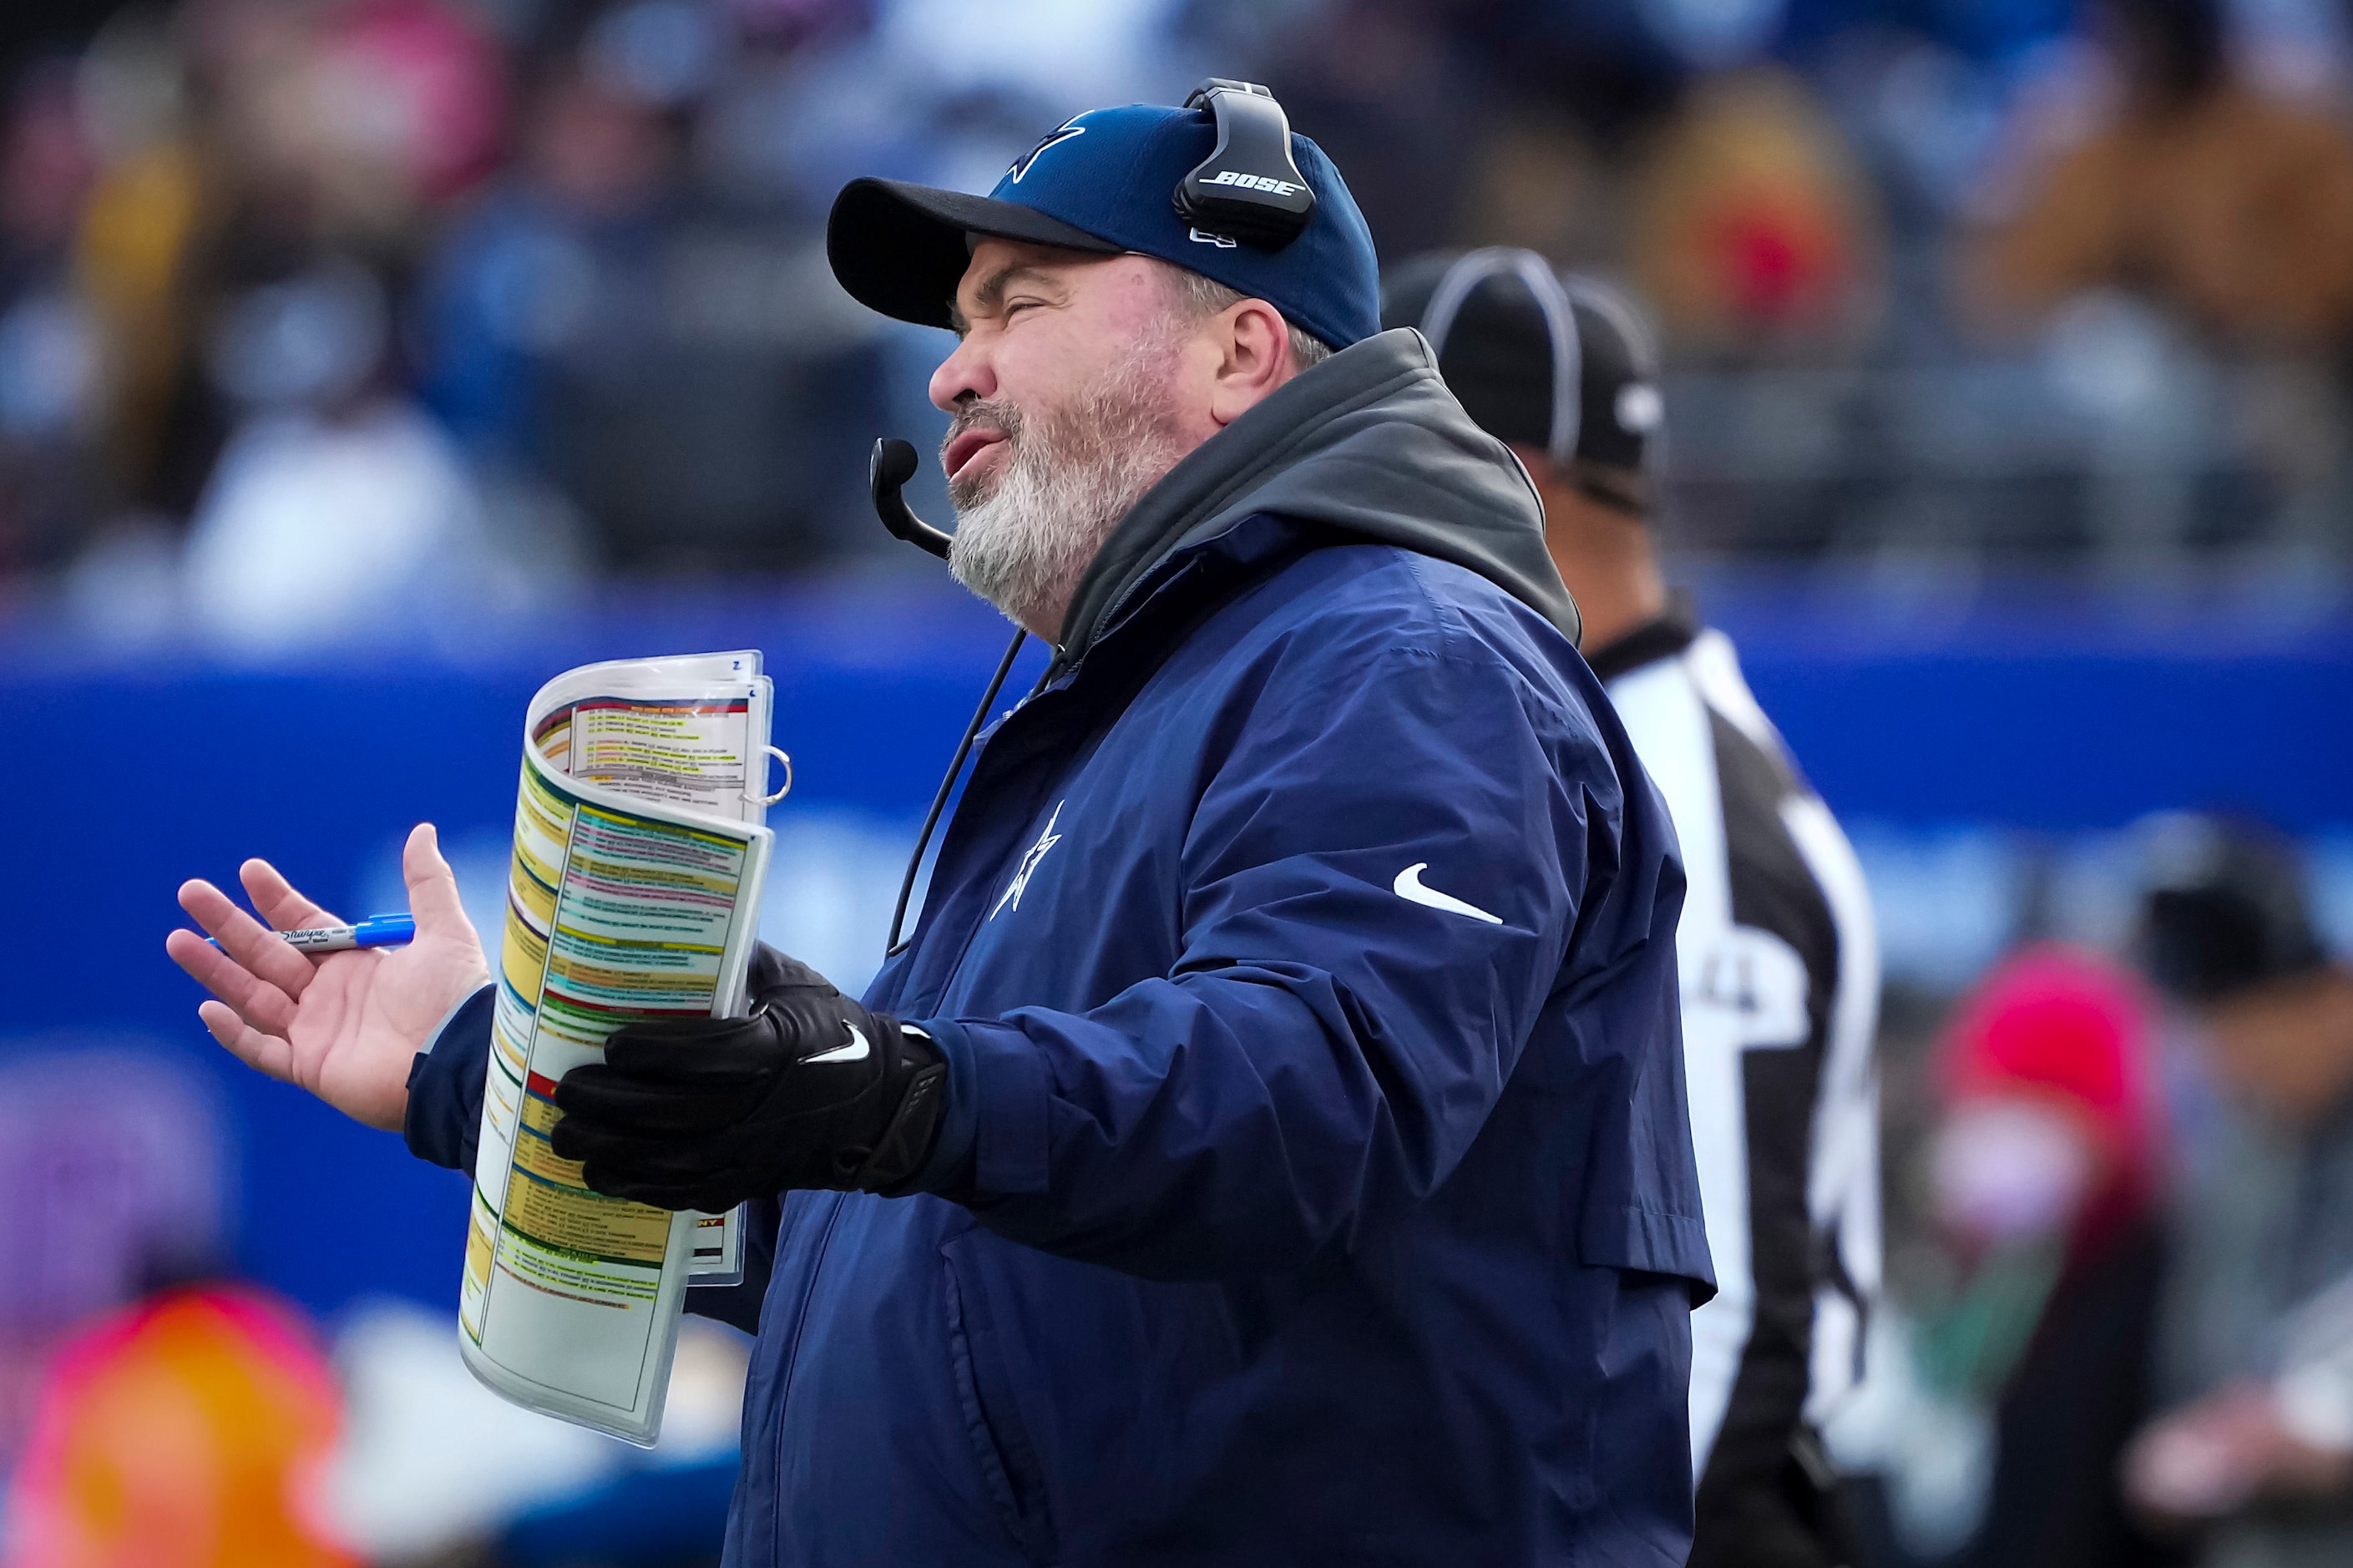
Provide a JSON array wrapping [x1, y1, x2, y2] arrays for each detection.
[[941, 1237, 1058, 1564]]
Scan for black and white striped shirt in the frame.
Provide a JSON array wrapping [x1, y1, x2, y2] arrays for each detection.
[[1591, 600, 1881, 1562]]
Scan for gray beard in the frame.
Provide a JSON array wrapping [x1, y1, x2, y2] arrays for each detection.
[[944, 359, 1188, 639]]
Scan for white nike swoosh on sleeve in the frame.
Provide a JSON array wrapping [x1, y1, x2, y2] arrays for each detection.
[[806, 1023, 872, 1065], [1393, 863, 1503, 924]]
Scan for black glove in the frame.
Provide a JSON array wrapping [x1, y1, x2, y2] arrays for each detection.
[[549, 944, 949, 1212]]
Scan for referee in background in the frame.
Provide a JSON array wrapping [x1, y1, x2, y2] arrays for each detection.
[[1385, 250, 1882, 1568]]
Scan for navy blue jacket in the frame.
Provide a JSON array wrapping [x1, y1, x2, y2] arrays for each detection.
[[411, 329, 1713, 1565]]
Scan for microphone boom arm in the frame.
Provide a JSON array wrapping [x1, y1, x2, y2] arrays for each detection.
[[870, 438, 954, 560]]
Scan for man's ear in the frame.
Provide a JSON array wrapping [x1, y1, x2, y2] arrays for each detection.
[[1207, 298, 1296, 427]]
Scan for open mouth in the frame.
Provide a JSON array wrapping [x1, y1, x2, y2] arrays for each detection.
[[942, 428, 1009, 482]]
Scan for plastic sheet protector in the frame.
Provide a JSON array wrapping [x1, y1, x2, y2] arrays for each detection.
[[460, 650, 782, 1444]]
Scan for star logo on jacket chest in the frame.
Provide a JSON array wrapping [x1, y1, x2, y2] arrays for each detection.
[[991, 801, 1065, 918]]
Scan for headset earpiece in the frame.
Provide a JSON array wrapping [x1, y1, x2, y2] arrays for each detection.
[[1175, 79, 1316, 249]]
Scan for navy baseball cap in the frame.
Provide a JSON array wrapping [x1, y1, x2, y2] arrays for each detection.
[[826, 102, 1380, 353]]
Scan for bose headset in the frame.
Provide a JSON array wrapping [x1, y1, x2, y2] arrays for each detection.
[[1174, 79, 1318, 247]]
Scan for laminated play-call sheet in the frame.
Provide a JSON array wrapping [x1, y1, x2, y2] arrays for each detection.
[[460, 652, 782, 1444]]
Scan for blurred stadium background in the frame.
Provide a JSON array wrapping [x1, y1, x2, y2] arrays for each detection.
[[0, 0, 2345, 1564]]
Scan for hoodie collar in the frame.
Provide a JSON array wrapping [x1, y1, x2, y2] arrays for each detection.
[[1053, 327, 1581, 667]]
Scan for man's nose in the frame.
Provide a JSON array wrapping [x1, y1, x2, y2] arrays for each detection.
[[929, 336, 996, 412]]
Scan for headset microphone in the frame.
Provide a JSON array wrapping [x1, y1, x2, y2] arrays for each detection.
[[1174, 79, 1315, 248], [866, 433, 1030, 955], [869, 438, 954, 559]]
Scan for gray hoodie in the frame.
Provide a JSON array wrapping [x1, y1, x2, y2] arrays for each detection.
[[1055, 326, 1582, 665]]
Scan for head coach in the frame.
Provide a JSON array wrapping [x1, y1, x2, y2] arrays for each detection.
[[168, 84, 1714, 1565]]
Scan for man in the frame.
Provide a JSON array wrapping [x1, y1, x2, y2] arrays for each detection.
[[168, 94, 1713, 1565], [2125, 815, 2353, 1567], [1383, 250, 1880, 1567]]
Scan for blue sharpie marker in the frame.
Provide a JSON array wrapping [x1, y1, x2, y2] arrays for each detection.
[[208, 914, 415, 954]]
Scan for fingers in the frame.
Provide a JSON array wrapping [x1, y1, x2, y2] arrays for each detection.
[[549, 1120, 696, 1181], [174, 878, 319, 1002], [747, 944, 834, 1000], [165, 927, 302, 1036], [602, 1014, 783, 1081], [196, 998, 300, 1085], [238, 857, 341, 934], [548, 1113, 626, 1165], [554, 1065, 757, 1136], [558, 1128, 749, 1211], [402, 822, 473, 934]]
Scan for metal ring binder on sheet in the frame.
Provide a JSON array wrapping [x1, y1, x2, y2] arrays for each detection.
[[751, 746, 793, 807]]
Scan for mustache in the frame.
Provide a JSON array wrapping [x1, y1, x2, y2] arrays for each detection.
[[942, 399, 1023, 459]]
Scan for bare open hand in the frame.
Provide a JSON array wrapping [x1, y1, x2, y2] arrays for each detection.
[[165, 823, 493, 1131], [2125, 1382, 2353, 1522]]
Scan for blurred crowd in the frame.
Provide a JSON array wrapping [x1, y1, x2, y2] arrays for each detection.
[[1834, 815, 2353, 1568], [0, 0, 2344, 650]]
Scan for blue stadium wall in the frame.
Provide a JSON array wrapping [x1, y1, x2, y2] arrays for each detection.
[[1, 571, 2345, 1319]]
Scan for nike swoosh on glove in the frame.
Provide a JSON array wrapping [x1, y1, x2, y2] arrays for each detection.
[[549, 944, 948, 1212]]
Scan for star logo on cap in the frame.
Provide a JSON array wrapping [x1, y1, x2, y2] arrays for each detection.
[[1008, 119, 1085, 184]]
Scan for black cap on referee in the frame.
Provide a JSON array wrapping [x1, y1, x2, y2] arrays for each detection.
[[1382, 248, 1663, 516]]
